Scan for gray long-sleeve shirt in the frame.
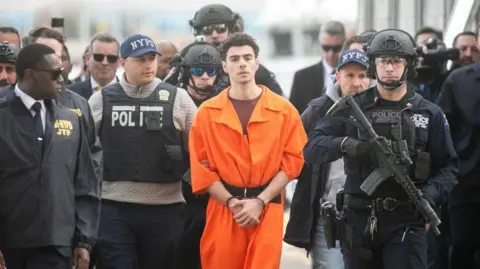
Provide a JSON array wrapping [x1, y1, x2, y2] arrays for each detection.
[[88, 75, 198, 205]]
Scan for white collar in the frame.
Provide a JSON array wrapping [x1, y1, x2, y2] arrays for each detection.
[[322, 60, 335, 75], [14, 85, 45, 112], [90, 76, 117, 90]]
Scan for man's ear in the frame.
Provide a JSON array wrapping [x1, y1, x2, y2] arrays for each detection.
[[222, 61, 228, 74]]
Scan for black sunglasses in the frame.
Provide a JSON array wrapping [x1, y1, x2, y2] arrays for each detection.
[[321, 44, 343, 53], [93, 53, 118, 64], [201, 24, 228, 35], [32, 68, 63, 80]]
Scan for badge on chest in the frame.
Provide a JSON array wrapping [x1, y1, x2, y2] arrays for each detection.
[[371, 109, 401, 125]]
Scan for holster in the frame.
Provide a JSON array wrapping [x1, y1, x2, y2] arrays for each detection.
[[320, 200, 339, 249]]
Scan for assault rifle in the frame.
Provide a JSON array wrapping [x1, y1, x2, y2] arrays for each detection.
[[326, 95, 441, 235]]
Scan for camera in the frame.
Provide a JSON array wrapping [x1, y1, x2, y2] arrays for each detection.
[[415, 37, 459, 82]]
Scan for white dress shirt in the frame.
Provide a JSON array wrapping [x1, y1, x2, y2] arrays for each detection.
[[15, 85, 46, 132], [322, 60, 336, 90]]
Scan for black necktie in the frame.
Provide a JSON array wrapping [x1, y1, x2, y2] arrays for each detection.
[[31, 102, 44, 152]]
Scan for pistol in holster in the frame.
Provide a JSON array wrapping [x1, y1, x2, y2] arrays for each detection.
[[320, 199, 339, 249]]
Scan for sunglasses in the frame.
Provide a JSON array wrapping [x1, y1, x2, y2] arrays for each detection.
[[32, 67, 64, 80], [201, 24, 228, 35], [322, 45, 343, 53], [93, 53, 118, 64], [190, 67, 218, 77]]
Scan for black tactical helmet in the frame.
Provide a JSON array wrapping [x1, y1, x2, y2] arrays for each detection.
[[366, 29, 420, 88], [189, 4, 238, 34], [0, 41, 20, 64], [182, 41, 222, 68], [366, 29, 417, 59]]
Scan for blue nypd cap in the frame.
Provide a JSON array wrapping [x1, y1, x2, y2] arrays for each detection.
[[120, 34, 160, 59], [337, 49, 369, 71]]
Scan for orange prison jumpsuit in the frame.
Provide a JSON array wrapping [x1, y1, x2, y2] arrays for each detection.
[[189, 86, 307, 269]]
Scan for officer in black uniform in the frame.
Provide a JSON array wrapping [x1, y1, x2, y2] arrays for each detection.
[[166, 38, 222, 104], [0, 43, 100, 269], [0, 41, 19, 87], [189, 4, 284, 96], [437, 59, 480, 269], [303, 29, 458, 269], [166, 39, 222, 269]]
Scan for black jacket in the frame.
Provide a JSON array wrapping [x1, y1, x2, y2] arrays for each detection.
[[0, 90, 101, 249], [67, 76, 94, 100], [289, 61, 325, 114], [284, 94, 334, 251], [0, 86, 101, 179], [437, 62, 480, 206]]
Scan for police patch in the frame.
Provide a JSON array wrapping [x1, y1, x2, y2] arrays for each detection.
[[411, 114, 429, 129], [158, 90, 170, 101]]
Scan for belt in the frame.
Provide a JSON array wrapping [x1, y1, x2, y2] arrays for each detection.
[[344, 194, 412, 212], [221, 180, 282, 204]]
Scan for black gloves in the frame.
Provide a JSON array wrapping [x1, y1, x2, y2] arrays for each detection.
[[341, 137, 371, 157]]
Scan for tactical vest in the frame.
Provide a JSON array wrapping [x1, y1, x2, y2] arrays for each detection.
[[100, 83, 184, 184], [354, 94, 428, 187]]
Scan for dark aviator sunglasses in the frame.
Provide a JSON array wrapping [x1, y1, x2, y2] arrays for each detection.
[[201, 24, 228, 35], [32, 67, 64, 80], [93, 53, 118, 64]]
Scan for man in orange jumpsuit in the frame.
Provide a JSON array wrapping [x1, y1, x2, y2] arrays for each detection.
[[189, 32, 307, 269]]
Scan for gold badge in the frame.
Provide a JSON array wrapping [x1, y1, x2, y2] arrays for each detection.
[[158, 90, 170, 101]]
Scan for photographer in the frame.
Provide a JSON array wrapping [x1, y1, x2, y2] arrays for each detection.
[[413, 37, 459, 102], [451, 31, 479, 69]]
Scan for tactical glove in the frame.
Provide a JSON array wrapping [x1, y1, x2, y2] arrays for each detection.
[[341, 137, 371, 157]]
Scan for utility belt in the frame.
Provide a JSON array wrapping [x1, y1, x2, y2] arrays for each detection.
[[221, 180, 281, 204], [321, 191, 414, 252], [342, 194, 414, 212]]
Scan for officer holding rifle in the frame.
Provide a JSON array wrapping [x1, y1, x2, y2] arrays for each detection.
[[303, 29, 458, 269]]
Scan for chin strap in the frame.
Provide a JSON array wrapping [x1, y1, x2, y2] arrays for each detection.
[[375, 68, 408, 90]]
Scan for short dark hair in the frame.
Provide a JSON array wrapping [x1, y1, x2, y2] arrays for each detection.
[[415, 26, 443, 42], [452, 31, 476, 47], [0, 27, 20, 39], [28, 26, 65, 44], [16, 43, 56, 80], [220, 32, 259, 60], [342, 35, 365, 51], [89, 32, 119, 53], [62, 44, 70, 61]]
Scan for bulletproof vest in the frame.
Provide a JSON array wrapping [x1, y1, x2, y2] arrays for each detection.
[[100, 83, 184, 184], [356, 94, 426, 185]]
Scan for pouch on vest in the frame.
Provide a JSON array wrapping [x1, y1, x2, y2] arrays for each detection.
[[414, 150, 431, 181], [144, 111, 163, 131]]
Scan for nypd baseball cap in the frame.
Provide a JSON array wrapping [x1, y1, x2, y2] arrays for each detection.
[[337, 49, 369, 71], [120, 34, 160, 59]]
